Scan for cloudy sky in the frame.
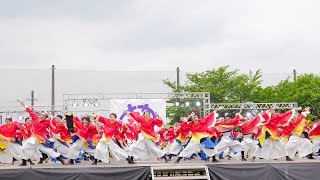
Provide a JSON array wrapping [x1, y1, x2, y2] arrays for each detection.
[[0, 0, 320, 108]]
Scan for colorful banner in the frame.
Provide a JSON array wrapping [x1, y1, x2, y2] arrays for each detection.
[[110, 99, 167, 125]]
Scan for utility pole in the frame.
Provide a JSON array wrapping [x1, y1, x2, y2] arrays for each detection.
[[51, 65, 55, 116], [26, 90, 38, 108], [31, 90, 34, 107], [176, 67, 180, 91], [293, 69, 297, 81]]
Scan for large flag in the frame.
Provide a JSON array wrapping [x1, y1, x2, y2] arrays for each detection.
[[110, 99, 167, 125]]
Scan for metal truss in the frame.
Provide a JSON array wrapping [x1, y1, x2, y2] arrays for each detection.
[[62, 92, 211, 117], [210, 102, 298, 110], [0, 105, 64, 114], [0, 105, 64, 124]]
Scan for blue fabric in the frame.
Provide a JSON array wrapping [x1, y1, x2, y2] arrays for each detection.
[[213, 138, 219, 145], [219, 152, 224, 158], [89, 155, 95, 161], [229, 135, 236, 140], [71, 135, 79, 143], [75, 153, 86, 163], [87, 139, 96, 149], [57, 139, 69, 147], [201, 138, 215, 149], [43, 139, 55, 149], [230, 147, 237, 154], [199, 150, 207, 160]]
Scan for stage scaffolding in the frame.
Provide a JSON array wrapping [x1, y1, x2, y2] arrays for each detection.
[[62, 92, 211, 117], [0, 92, 298, 123]]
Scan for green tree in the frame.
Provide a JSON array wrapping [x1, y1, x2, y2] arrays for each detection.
[[262, 74, 320, 117], [254, 74, 320, 120], [163, 66, 263, 124]]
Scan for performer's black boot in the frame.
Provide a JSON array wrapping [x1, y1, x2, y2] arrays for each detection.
[[19, 159, 27, 166], [92, 159, 98, 165], [162, 156, 169, 163], [11, 158, 18, 165], [212, 155, 219, 162], [251, 156, 256, 162], [38, 157, 44, 164], [38, 153, 48, 164], [126, 156, 135, 164], [175, 157, 183, 164], [68, 159, 74, 165], [56, 156, 67, 165], [241, 151, 247, 161], [28, 158, 35, 165], [286, 156, 294, 161], [190, 154, 197, 159], [307, 154, 315, 159], [168, 154, 173, 161]]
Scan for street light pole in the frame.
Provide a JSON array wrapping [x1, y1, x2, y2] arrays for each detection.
[[51, 65, 55, 115]]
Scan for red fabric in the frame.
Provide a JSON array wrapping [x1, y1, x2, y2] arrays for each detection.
[[215, 114, 242, 132], [92, 125, 103, 144], [50, 118, 71, 142], [308, 122, 320, 137], [186, 112, 217, 142], [0, 122, 20, 138], [254, 126, 262, 139], [190, 112, 215, 134], [158, 128, 167, 143], [231, 129, 239, 139], [266, 110, 294, 128], [207, 127, 222, 137], [262, 112, 271, 123], [124, 124, 134, 140], [282, 114, 305, 138], [129, 112, 163, 139], [240, 115, 262, 134], [176, 121, 191, 139], [21, 123, 32, 139], [26, 107, 51, 142], [165, 128, 176, 143], [73, 116, 97, 140], [15, 130, 23, 139], [98, 116, 123, 141], [124, 118, 140, 140], [261, 110, 294, 138], [115, 125, 127, 143]]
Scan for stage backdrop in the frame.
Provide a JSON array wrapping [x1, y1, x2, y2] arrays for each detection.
[[110, 99, 167, 125]]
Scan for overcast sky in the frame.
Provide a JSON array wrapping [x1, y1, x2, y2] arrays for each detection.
[[1, 0, 320, 109]]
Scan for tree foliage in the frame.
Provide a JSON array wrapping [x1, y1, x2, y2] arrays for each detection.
[[257, 74, 320, 117], [163, 66, 263, 124], [164, 66, 320, 123]]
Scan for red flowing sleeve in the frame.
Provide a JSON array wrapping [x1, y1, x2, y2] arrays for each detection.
[[73, 116, 85, 132], [152, 118, 163, 127], [26, 107, 39, 123], [129, 112, 144, 124], [98, 116, 109, 125]]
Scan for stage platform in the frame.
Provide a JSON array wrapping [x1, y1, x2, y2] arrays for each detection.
[[1, 158, 320, 180]]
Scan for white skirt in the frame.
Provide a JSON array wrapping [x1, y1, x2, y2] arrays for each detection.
[[286, 134, 313, 159], [254, 138, 288, 160], [241, 137, 259, 158], [129, 133, 164, 160], [214, 136, 244, 155], [95, 139, 128, 163]]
